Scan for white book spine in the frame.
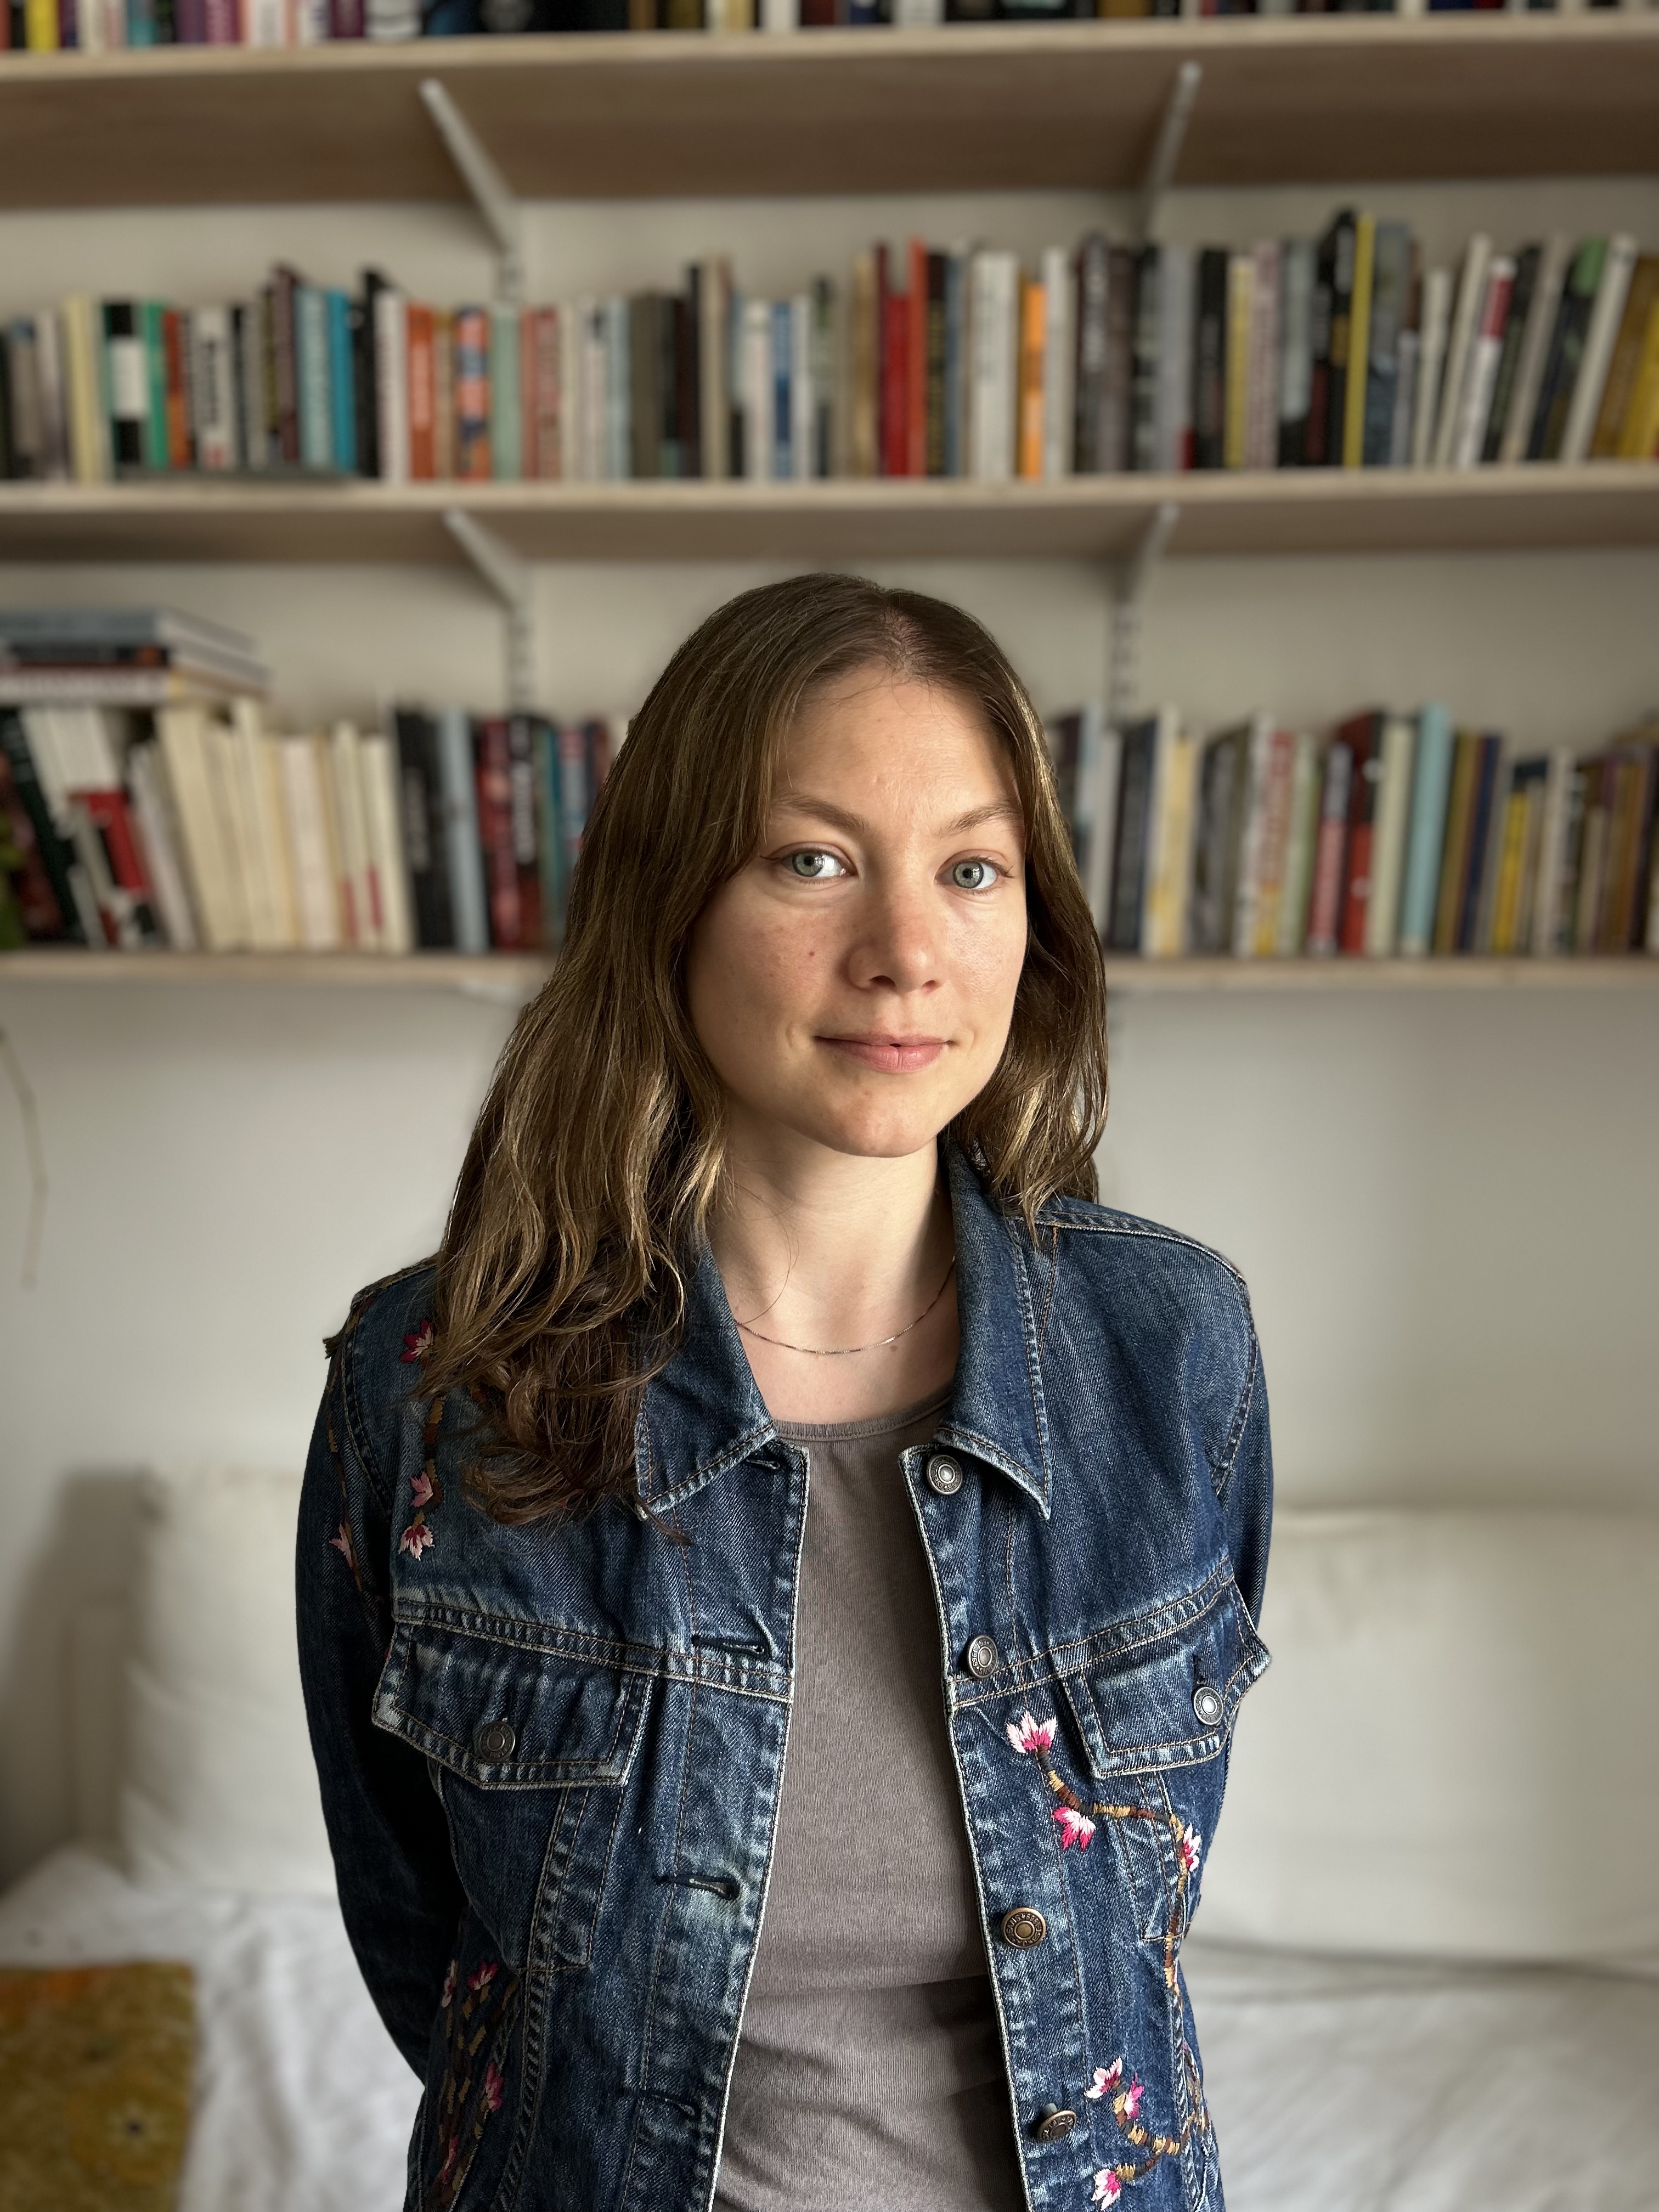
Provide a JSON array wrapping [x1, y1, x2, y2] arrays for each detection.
[[227, 700, 287, 950], [1040, 245, 1073, 481], [1231, 710, 1276, 956], [1560, 233, 1638, 464], [191, 304, 237, 473], [374, 290, 409, 484], [1452, 257, 1516, 469], [1410, 268, 1452, 469], [1530, 746, 1575, 956], [278, 735, 342, 951], [1431, 235, 1493, 469], [329, 719, 378, 951], [604, 296, 630, 483], [1500, 235, 1569, 465], [244, 0, 288, 41], [742, 300, 773, 484], [290, 0, 329, 41], [1246, 241, 1280, 472], [1157, 243, 1193, 473], [1364, 713, 1418, 955], [891, 0, 941, 19], [760, 0, 798, 25], [360, 732, 414, 955], [32, 310, 71, 482]]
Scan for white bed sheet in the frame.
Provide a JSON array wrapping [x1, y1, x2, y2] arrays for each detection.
[[1186, 1936, 1659, 2212], [0, 1843, 419, 2212]]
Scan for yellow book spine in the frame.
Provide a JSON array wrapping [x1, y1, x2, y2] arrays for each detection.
[[1017, 277, 1045, 482], [24, 0, 60, 48], [1223, 255, 1252, 471], [1488, 792, 1528, 955], [1616, 300, 1659, 459], [1342, 214, 1376, 469]]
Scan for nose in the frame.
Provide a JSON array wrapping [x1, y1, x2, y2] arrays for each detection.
[[845, 868, 943, 996]]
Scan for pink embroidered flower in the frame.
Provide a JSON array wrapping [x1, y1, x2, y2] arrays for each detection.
[[440, 1961, 457, 2010], [1053, 1805, 1096, 1850], [1085, 2061, 1124, 2101], [402, 1320, 435, 1364], [468, 1960, 498, 1994], [1122, 2076, 1144, 2121], [1092, 2171, 1122, 2205], [1178, 1826, 1203, 1876], [1005, 1709, 1058, 1758], [410, 1470, 435, 1510], [328, 1522, 354, 1564], [399, 1521, 434, 1559], [481, 2061, 504, 2114]]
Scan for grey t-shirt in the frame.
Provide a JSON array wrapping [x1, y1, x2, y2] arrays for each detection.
[[712, 1389, 1026, 2212]]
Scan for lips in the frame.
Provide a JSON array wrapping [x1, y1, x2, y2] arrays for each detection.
[[820, 1035, 948, 1074]]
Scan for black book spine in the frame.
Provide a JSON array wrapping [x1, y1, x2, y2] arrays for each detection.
[[0, 709, 87, 943], [675, 288, 697, 483], [1108, 724, 1155, 952], [1481, 242, 1540, 464], [1304, 222, 1339, 468], [1323, 211, 1356, 470], [355, 269, 387, 482], [683, 269, 703, 482], [1457, 737, 1502, 952], [1192, 249, 1228, 471], [1531, 246, 1600, 462], [0, 341, 12, 480], [393, 710, 455, 950], [103, 301, 146, 473], [1130, 244, 1161, 474], [1074, 234, 1108, 476]]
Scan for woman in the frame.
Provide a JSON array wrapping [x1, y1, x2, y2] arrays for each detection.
[[297, 573, 1273, 2212]]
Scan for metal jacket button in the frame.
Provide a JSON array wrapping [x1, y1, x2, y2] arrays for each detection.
[[475, 1719, 516, 1762], [966, 1633, 998, 1678], [1035, 2105, 1077, 2142], [1192, 1683, 1224, 1728], [925, 1453, 963, 1496], [1000, 1906, 1047, 1948]]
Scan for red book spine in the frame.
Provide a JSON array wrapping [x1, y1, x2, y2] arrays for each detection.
[[407, 305, 436, 481], [473, 720, 522, 950], [203, 0, 239, 38], [1336, 711, 1382, 955], [506, 714, 544, 951], [80, 789, 154, 895], [881, 289, 909, 480], [906, 238, 928, 479], [162, 311, 193, 469]]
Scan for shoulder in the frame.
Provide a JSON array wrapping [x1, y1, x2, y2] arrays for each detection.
[[323, 1258, 439, 1499], [1034, 1190, 1260, 1470]]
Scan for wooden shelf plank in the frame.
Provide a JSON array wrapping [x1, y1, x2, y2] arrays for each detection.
[[0, 466, 1654, 565], [3, 950, 1655, 995], [0, 18, 1656, 210]]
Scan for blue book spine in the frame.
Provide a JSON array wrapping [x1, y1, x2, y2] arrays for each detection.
[[557, 722, 590, 887], [1397, 703, 1453, 956], [534, 719, 565, 943], [436, 707, 490, 954], [772, 298, 792, 481], [327, 291, 356, 473], [295, 286, 331, 472]]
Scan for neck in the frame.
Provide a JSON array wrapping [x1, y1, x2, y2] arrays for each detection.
[[706, 1117, 957, 1424]]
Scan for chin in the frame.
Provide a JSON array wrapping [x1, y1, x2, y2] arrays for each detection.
[[793, 1099, 959, 1161]]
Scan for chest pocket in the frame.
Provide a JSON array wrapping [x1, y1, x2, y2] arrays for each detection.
[[374, 1621, 650, 1974], [1054, 1573, 1268, 1942]]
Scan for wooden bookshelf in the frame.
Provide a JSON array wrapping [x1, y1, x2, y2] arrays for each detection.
[[0, 16, 1656, 212], [1, 465, 1654, 566], [3, 950, 1655, 995]]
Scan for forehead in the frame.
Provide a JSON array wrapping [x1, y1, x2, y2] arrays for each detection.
[[775, 672, 1020, 812]]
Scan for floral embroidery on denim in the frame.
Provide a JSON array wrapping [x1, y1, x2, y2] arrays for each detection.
[[422, 1950, 518, 2212], [399, 1395, 447, 1561], [1006, 1709, 1057, 1757], [402, 1319, 435, 1364], [1053, 1805, 1097, 1850], [328, 1521, 356, 1568]]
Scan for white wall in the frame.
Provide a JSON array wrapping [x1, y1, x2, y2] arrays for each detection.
[[2, 171, 1657, 1880]]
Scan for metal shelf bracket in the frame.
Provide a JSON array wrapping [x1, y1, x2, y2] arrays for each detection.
[[445, 506, 537, 714], [1137, 60, 1201, 245], [419, 78, 526, 307], [1108, 500, 1178, 733]]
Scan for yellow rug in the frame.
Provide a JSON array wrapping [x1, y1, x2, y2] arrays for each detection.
[[0, 1962, 195, 2211]]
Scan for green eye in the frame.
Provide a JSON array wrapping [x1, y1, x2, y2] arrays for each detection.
[[951, 859, 995, 891], [787, 849, 842, 879]]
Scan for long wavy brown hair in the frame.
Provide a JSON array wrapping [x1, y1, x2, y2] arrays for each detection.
[[426, 572, 1109, 1525]]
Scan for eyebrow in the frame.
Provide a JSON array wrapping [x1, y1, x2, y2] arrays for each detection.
[[772, 794, 1025, 839]]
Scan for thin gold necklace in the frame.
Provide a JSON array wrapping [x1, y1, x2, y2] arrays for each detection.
[[736, 1256, 956, 1358]]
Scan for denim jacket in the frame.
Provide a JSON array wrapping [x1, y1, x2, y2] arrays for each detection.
[[297, 1138, 1272, 2212]]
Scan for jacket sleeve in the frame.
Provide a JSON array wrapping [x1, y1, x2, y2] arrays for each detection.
[[295, 1298, 465, 2076], [1216, 1323, 1273, 1634]]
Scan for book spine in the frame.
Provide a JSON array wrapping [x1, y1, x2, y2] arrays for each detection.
[[1017, 275, 1045, 480], [1591, 255, 1659, 459], [1364, 712, 1417, 955], [1278, 237, 1315, 467], [473, 716, 521, 950], [1305, 741, 1352, 956], [1130, 245, 1161, 475], [453, 304, 492, 481], [328, 289, 357, 473], [1560, 232, 1637, 464], [436, 707, 489, 953], [506, 712, 543, 950], [1341, 213, 1375, 469], [1336, 714, 1380, 952], [1452, 256, 1516, 469], [1499, 234, 1569, 465], [881, 264, 909, 479], [374, 289, 409, 483], [1409, 267, 1451, 469], [360, 730, 413, 954], [906, 238, 928, 480], [392, 711, 453, 949], [102, 301, 149, 472]]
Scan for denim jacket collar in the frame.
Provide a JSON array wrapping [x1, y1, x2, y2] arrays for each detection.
[[634, 1136, 1052, 1521]]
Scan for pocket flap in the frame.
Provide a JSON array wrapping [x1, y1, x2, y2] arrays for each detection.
[[1057, 1576, 1268, 1779], [374, 1622, 649, 1789]]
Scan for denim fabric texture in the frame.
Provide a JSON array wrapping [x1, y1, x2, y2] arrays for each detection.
[[296, 1136, 1273, 2212]]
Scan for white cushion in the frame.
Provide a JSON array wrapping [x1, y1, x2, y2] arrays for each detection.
[[1198, 1508, 1659, 1967], [120, 1467, 335, 1897]]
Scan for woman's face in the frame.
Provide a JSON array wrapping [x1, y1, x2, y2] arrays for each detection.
[[685, 669, 1030, 1165]]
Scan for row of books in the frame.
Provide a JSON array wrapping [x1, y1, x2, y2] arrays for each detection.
[[0, 0, 1617, 57], [8, 223, 1655, 489], [1049, 701, 1659, 959]]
